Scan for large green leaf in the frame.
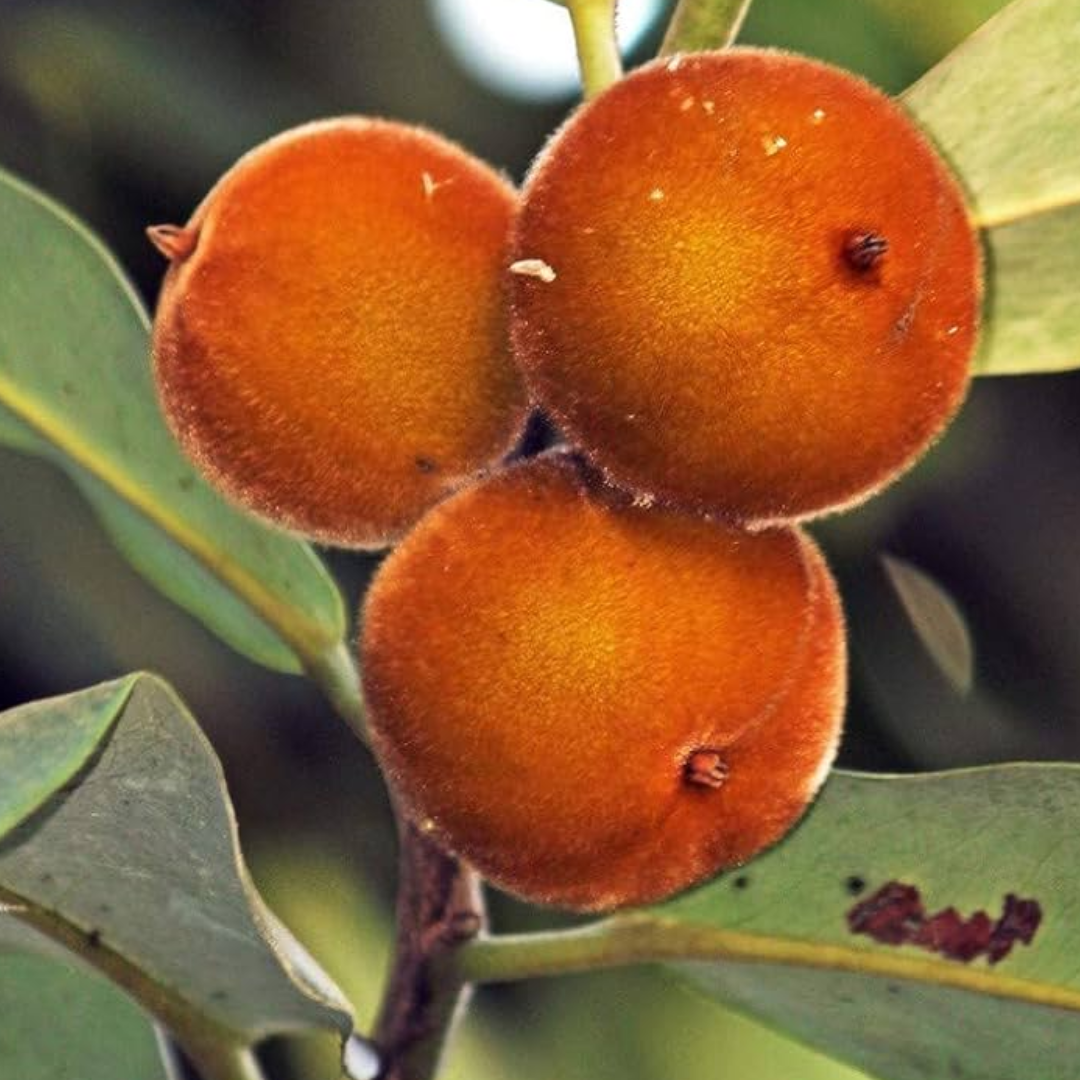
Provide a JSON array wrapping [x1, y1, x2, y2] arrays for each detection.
[[0, 676, 353, 1074], [463, 767, 1080, 1079], [0, 941, 167, 1080], [0, 166, 346, 674], [654, 767, 1080, 1080], [902, 0, 1080, 375], [904, 0, 1080, 229], [974, 202, 1080, 375]]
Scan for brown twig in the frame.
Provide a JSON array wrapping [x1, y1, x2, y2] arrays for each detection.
[[373, 815, 486, 1080]]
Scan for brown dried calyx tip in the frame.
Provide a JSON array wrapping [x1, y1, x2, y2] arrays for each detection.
[[843, 231, 889, 272], [684, 749, 728, 789], [147, 224, 198, 262]]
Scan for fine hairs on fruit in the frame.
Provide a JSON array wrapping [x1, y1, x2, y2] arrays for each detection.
[[361, 453, 846, 911], [150, 118, 527, 548], [509, 49, 982, 525]]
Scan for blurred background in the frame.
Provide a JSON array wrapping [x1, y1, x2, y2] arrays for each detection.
[[1, 0, 1075, 1076]]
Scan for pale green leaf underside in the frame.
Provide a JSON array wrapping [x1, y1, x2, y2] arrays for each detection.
[[0, 167, 345, 672], [975, 202, 1080, 375], [881, 555, 973, 694], [904, 0, 1080, 230], [0, 942, 167, 1080], [0, 675, 353, 1045], [902, 0, 1080, 375], [0, 676, 136, 840], [655, 766, 1080, 1080]]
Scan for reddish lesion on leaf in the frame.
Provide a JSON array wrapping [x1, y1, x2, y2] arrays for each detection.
[[846, 881, 1042, 965]]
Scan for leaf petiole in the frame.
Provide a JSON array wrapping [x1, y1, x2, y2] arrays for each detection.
[[567, 0, 622, 98]]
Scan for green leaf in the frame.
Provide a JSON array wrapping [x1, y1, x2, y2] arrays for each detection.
[[0, 676, 136, 839], [655, 767, 1080, 1080], [974, 202, 1080, 375], [0, 943, 167, 1080], [902, 0, 1080, 375], [0, 676, 353, 1069], [881, 555, 974, 694], [660, 0, 753, 54], [462, 767, 1080, 1078], [0, 166, 346, 674], [903, 0, 1080, 229]]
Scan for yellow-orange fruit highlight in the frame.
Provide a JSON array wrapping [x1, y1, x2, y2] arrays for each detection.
[[510, 50, 982, 524], [361, 453, 846, 911], [151, 118, 527, 547]]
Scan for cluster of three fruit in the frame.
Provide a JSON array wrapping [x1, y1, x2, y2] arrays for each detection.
[[150, 51, 980, 910]]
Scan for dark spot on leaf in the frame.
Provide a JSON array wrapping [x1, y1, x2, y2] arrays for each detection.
[[987, 893, 1042, 963], [210, 989, 228, 1002], [178, 476, 195, 492], [415, 457, 439, 474], [845, 875, 866, 896], [886, 984, 901, 995], [39, 872, 53, 884], [87, 929, 102, 948], [61, 381, 77, 397], [847, 881, 1042, 964], [912, 907, 992, 962], [98, 903, 112, 915], [733, 875, 750, 890], [847, 881, 923, 945]]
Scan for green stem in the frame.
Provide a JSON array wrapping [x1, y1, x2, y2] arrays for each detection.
[[659, 0, 753, 55], [567, 0, 622, 99], [305, 641, 369, 745], [455, 917, 657, 984]]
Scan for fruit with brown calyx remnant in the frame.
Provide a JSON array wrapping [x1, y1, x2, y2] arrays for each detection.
[[149, 118, 527, 548], [509, 49, 981, 525], [361, 453, 846, 912]]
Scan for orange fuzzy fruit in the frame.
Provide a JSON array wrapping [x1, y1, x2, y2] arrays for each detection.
[[510, 49, 981, 524], [361, 453, 846, 911], [150, 118, 526, 547]]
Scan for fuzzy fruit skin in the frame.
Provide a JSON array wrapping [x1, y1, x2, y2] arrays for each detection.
[[151, 118, 527, 548], [361, 453, 846, 911], [510, 49, 981, 525]]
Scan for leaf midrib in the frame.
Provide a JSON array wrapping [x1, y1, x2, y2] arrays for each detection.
[[0, 366, 337, 669], [460, 914, 1080, 1013], [0, 880, 262, 1046], [972, 189, 1080, 231]]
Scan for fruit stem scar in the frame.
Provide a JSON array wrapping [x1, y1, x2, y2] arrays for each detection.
[[510, 258, 557, 283], [146, 224, 198, 262], [685, 749, 728, 789], [843, 231, 889, 272]]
